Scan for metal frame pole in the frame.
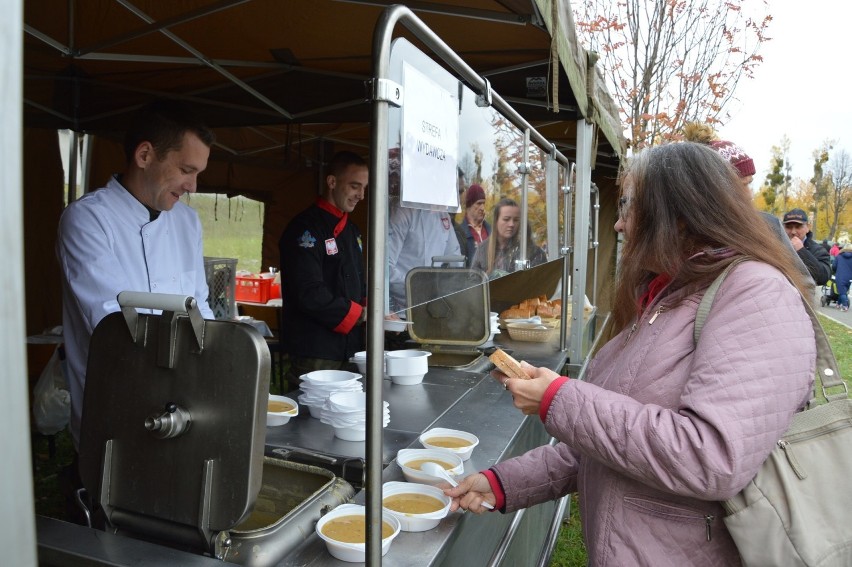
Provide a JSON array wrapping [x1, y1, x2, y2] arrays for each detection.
[[569, 120, 593, 364]]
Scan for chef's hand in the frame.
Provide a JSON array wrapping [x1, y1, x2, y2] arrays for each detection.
[[383, 313, 403, 333], [492, 362, 560, 416], [441, 473, 496, 514]]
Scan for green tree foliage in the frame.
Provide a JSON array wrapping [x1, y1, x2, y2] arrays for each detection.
[[763, 141, 790, 215], [810, 142, 832, 233]]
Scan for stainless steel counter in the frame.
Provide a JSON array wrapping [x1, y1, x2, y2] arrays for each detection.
[[275, 335, 569, 566], [35, 336, 570, 567]]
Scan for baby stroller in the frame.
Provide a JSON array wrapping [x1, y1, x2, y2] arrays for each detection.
[[820, 275, 840, 307]]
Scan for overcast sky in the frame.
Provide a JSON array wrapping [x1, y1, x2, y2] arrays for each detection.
[[717, 1, 852, 184]]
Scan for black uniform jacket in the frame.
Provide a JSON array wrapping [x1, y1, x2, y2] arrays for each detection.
[[279, 199, 366, 361]]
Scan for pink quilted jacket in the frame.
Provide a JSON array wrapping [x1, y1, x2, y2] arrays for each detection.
[[492, 261, 815, 566]]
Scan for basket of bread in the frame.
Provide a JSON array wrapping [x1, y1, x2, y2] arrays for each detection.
[[504, 321, 557, 342], [498, 295, 561, 322], [499, 296, 560, 341]]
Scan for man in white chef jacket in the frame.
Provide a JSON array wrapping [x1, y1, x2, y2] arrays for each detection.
[[57, 100, 216, 450]]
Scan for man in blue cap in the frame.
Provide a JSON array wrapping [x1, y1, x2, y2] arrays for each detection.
[[783, 208, 832, 285]]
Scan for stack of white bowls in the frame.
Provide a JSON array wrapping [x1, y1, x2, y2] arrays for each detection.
[[298, 370, 363, 418], [349, 350, 386, 376], [319, 391, 390, 441], [384, 349, 431, 385]]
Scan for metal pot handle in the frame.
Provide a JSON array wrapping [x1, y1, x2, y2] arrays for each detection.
[[117, 292, 206, 362]]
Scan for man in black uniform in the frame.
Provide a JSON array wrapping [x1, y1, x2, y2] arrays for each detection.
[[783, 208, 832, 286], [279, 151, 368, 391]]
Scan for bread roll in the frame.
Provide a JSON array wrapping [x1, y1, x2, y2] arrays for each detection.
[[489, 348, 528, 380], [536, 304, 558, 318], [500, 307, 531, 320]]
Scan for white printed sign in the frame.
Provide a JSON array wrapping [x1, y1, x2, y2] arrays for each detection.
[[401, 61, 459, 209]]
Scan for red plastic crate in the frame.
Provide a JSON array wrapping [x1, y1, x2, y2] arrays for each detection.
[[235, 276, 272, 303]]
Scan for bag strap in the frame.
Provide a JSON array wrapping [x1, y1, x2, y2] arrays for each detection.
[[694, 257, 847, 406]]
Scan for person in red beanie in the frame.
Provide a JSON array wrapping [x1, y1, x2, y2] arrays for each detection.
[[708, 139, 755, 190], [683, 122, 813, 287], [454, 183, 490, 266]]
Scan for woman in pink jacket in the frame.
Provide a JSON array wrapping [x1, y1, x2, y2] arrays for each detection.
[[447, 142, 816, 566]]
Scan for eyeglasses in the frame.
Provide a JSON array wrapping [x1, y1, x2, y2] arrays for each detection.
[[618, 196, 632, 220]]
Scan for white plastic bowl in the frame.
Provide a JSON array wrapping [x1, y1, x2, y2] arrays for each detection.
[[419, 428, 480, 461], [315, 504, 401, 562], [333, 425, 366, 442], [382, 481, 451, 532], [327, 391, 367, 411], [301, 369, 362, 384], [266, 395, 299, 426], [383, 319, 413, 332], [389, 374, 426, 386], [385, 350, 430, 384], [396, 448, 464, 486]]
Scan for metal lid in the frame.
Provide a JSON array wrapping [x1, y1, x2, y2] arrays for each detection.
[[79, 294, 270, 549], [405, 267, 490, 346]]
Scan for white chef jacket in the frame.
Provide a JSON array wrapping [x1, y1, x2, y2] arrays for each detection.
[[57, 176, 213, 446], [387, 198, 462, 312]]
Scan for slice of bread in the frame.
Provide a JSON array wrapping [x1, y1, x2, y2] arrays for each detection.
[[500, 307, 531, 320], [489, 348, 528, 380]]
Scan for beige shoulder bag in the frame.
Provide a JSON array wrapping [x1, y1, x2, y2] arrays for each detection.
[[696, 258, 852, 567]]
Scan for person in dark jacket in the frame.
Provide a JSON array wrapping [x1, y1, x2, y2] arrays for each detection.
[[454, 184, 490, 266], [279, 151, 368, 391], [834, 243, 852, 311], [782, 208, 832, 285]]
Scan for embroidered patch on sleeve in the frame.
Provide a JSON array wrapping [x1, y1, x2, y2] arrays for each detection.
[[298, 231, 317, 248]]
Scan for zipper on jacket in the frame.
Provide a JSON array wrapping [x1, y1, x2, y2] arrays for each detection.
[[704, 515, 714, 541], [648, 306, 667, 325], [624, 322, 638, 344]]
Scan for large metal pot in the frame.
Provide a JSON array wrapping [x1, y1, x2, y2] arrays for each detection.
[[79, 293, 352, 565]]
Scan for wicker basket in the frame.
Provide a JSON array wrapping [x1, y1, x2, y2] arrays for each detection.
[[505, 322, 557, 343]]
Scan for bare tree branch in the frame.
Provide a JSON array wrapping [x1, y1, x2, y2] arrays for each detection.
[[574, 0, 770, 149]]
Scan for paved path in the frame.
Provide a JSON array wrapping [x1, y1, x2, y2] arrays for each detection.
[[814, 288, 851, 329]]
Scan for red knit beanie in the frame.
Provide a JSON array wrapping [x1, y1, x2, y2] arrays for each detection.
[[465, 184, 486, 207], [709, 140, 756, 177]]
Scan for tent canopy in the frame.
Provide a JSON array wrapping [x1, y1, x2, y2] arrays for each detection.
[[24, 0, 624, 195], [21, 0, 626, 334]]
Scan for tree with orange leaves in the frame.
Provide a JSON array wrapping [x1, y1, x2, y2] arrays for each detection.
[[573, 0, 770, 150]]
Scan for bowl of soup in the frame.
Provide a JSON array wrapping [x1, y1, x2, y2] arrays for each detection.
[[315, 503, 401, 562], [267, 395, 299, 426], [419, 428, 480, 461], [396, 448, 464, 486], [382, 481, 451, 532]]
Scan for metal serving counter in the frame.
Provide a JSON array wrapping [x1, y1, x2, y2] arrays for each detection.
[[272, 335, 569, 566], [35, 335, 570, 566]]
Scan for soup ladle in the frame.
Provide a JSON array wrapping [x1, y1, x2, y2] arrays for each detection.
[[420, 462, 494, 510]]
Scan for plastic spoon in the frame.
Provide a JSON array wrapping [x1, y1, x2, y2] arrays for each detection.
[[421, 462, 494, 510]]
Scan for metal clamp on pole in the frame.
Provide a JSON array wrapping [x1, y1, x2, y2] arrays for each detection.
[[372, 77, 404, 107], [476, 77, 492, 107]]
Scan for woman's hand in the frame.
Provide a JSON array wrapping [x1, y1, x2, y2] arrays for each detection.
[[492, 362, 560, 415], [441, 473, 496, 514]]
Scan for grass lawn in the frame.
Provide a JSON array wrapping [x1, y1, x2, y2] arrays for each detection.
[[185, 193, 265, 274], [549, 313, 852, 566]]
